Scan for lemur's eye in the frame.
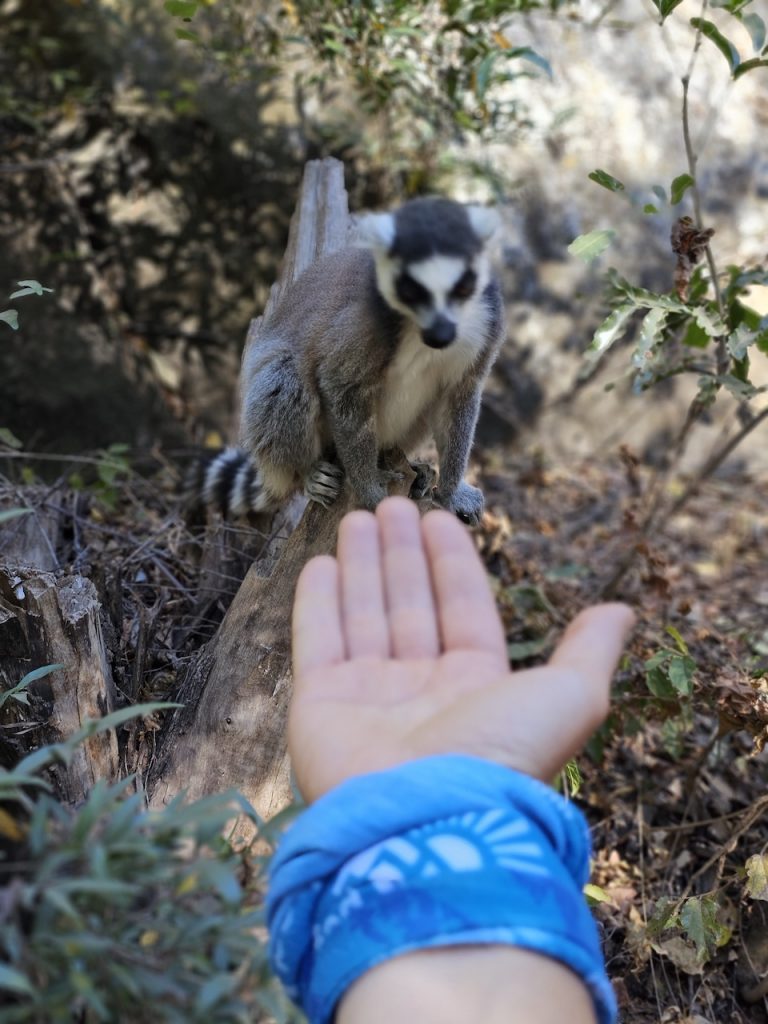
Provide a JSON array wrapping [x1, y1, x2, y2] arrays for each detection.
[[396, 273, 430, 308], [451, 269, 477, 301]]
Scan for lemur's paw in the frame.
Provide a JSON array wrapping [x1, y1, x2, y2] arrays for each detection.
[[305, 460, 344, 508], [408, 461, 437, 501], [436, 482, 485, 526]]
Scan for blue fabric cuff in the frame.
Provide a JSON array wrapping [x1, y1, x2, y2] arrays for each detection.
[[267, 755, 616, 1024]]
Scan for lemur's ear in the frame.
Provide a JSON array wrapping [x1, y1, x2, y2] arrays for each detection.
[[467, 205, 500, 242], [354, 212, 396, 252]]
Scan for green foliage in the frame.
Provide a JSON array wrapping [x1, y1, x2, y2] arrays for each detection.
[[567, 229, 616, 262], [744, 853, 768, 900], [0, 508, 32, 526], [686, 2, 768, 78], [0, 704, 298, 1023], [651, 0, 685, 21], [561, 758, 582, 797], [0, 281, 53, 333], [68, 444, 133, 511], [163, 0, 565, 191], [641, 628, 697, 757], [587, 169, 625, 193], [670, 173, 695, 205], [649, 895, 732, 964], [0, 664, 63, 712]]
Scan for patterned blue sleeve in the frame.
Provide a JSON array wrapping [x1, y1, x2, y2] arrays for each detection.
[[267, 755, 616, 1024]]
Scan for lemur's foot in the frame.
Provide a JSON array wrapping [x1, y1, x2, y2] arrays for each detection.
[[304, 460, 344, 508], [435, 481, 485, 526], [408, 461, 438, 501]]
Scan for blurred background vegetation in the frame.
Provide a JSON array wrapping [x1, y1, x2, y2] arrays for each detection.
[[0, 0, 564, 456]]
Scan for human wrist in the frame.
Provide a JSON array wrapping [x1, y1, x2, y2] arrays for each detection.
[[267, 754, 615, 1024], [337, 946, 597, 1024]]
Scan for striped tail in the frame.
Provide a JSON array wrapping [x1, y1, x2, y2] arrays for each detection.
[[185, 447, 276, 518]]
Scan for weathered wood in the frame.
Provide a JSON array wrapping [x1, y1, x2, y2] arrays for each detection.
[[148, 158, 413, 825], [0, 567, 118, 801], [0, 500, 62, 573]]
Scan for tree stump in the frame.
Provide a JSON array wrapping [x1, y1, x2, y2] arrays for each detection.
[[0, 567, 118, 801]]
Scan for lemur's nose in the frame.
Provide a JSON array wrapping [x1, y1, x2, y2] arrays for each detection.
[[422, 315, 456, 349]]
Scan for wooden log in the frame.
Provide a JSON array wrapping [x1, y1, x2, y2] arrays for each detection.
[[0, 567, 118, 802], [148, 158, 414, 825]]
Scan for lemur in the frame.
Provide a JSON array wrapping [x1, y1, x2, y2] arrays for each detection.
[[194, 196, 506, 526]]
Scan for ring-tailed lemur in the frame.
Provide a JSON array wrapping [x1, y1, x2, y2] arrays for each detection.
[[194, 196, 506, 525]]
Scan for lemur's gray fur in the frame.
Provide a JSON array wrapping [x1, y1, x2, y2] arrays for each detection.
[[199, 196, 506, 525]]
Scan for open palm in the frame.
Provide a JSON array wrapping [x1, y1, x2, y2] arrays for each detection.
[[290, 498, 634, 803]]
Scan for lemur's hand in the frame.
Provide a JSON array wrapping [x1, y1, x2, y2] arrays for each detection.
[[435, 480, 485, 525], [289, 497, 634, 803]]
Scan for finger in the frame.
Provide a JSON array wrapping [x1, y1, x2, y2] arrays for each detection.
[[548, 603, 635, 691], [338, 510, 390, 659], [421, 509, 506, 659], [292, 555, 344, 679], [377, 497, 440, 658]]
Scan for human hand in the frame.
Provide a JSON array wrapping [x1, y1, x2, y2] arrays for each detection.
[[290, 496, 634, 803]]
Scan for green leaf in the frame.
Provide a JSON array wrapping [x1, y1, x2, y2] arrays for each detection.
[[587, 303, 635, 361], [563, 758, 582, 796], [691, 304, 726, 337], [633, 307, 668, 368], [643, 203, 660, 214], [10, 280, 53, 299], [647, 896, 680, 938], [670, 173, 695, 205], [584, 883, 612, 905], [588, 169, 625, 193], [175, 28, 201, 43], [164, 0, 198, 17], [0, 965, 35, 997], [19, 663, 64, 686], [665, 625, 689, 654], [667, 655, 695, 696], [745, 853, 768, 900], [475, 52, 497, 99], [691, 18, 741, 72], [0, 507, 31, 524], [727, 323, 756, 359], [567, 229, 616, 262], [646, 665, 676, 699], [680, 895, 732, 962], [733, 57, 768, 78], [652, 184, 668, 203], [741, 12, 766, 52], [0, 427, 23, 448], [196, 973, 239, 1013], [512, 47, 552, 78], [683, 320, 710, 348], [719, 373, 761, 399], [0, 309, 19, 330], [652, 0, 685, 19]]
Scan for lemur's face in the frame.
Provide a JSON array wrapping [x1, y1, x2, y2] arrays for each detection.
[[379, 253, 482, 349], [356, 198, 499, 350]]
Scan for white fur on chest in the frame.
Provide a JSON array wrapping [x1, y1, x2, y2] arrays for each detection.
[[376, 309, 488, 448]]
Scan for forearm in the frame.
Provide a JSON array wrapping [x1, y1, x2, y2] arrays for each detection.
[[338, 946, 597, 1024]]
